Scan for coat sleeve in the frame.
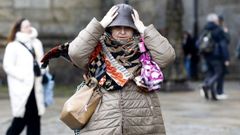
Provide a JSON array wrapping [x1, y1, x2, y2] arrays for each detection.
[[3, 43, 25, 81], [144, 24, 175, 68], [68, 18, 105, 70]]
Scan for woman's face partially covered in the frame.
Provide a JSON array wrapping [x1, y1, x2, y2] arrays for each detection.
[[20, 20, 32, 34], [111, 26, 134, 42]]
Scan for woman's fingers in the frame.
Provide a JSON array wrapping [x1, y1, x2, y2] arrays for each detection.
[[133, 9, 139, 20], [107, 6, 118, 16], [131, 9, 146, 34], [109, 5, 117, 13], [110, 6, 118, 18], [112, 11, 118, 19], [131, 9, 140, 23], [131, 13, 135, 22]]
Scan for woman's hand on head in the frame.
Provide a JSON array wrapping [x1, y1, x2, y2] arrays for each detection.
[[131, 9, 146, 34], [100, 6, 119, 28]]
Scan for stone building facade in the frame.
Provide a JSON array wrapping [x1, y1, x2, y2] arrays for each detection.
[[0, 0, 239, 84]]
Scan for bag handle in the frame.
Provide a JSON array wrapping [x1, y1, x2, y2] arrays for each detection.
[[83, 74, 99, 88], [138, 36, 146, 53]]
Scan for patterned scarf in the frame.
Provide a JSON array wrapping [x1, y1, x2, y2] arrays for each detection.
[[88, 33, 141, 90]]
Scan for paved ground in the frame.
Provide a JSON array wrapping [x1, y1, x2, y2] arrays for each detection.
[[161, 81, 240, 135], [0, 81, 239, 135]]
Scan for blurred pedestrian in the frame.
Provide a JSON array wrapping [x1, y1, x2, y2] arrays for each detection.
[[182, 31, 199, 80], [218, 15, 230, 43], [3, 18, 45, 135], [197, 13, 230, 100], [41, 3, 175, 135], [216, 15, 231, 99]]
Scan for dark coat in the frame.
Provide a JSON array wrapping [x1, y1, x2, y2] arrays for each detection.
[[202, 22, 230, 62]]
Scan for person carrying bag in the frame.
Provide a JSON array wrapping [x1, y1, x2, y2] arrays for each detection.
[[41, 3, 175, 135]]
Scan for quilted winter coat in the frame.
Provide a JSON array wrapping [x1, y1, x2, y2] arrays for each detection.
[[68, 18, 175, 135]]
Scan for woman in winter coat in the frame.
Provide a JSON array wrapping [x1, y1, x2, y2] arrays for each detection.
[[3, 18, 45, 135], [41, 3, 175, 135], [67, 4, 175, 135]]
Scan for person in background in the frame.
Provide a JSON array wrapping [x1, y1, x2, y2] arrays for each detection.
[[198, 13, 230, 101], [3, 18, 45, 135], [216, 15, 230, 99], [182, 31, 199, 80]]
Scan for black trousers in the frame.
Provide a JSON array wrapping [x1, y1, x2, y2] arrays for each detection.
[[6, 88, 41, 135]]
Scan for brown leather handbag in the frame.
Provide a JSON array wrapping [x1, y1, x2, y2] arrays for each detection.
[[60, 77, 102, 130]]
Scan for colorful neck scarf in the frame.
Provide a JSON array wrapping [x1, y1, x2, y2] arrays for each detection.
[[88, 33, 141, 90]]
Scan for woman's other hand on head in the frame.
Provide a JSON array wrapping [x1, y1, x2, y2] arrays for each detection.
[[131, 9, 146, 34]]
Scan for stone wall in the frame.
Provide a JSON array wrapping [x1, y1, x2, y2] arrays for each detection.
[[0, 0, 240, 84]]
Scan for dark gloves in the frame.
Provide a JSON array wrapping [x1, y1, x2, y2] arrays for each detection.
[[41, 42, 71, 68]]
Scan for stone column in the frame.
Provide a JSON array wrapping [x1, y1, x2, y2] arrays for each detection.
[[164, 0, 192, 91]]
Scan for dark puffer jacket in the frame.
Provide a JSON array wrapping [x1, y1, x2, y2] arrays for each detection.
[[202, 22, 230, 62]]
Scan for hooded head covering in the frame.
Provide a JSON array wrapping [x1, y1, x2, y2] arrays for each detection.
[[108, 4, 137, 30], [206, 13, 219, 23]]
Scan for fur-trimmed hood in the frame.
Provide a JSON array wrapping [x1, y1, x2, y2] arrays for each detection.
[[15, 27, 38, 46]]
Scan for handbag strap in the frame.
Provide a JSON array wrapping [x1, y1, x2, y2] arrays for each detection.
[[86, 77, 98, 88], [18, 41, 36, 59], [76, 76, 100, 93]]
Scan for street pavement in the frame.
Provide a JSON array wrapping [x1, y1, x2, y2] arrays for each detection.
[[161, 81, 240, 135], [0, 81, 239, 135]]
